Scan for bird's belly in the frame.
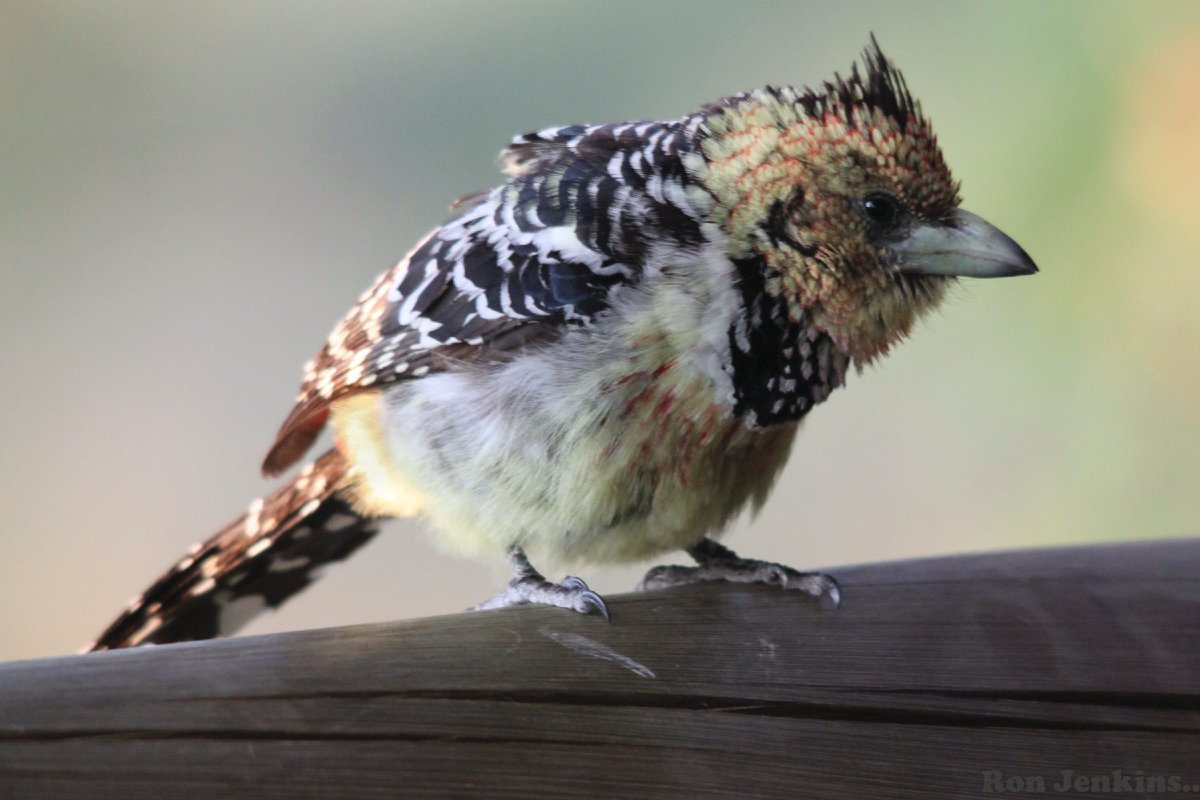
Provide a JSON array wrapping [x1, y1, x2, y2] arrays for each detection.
[[355, 347, 798, 565]]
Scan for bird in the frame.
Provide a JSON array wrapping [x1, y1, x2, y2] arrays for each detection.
[[89, 38, 1036, 651]]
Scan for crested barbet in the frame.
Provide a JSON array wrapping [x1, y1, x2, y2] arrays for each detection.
[[91, 39, 1036, 650]]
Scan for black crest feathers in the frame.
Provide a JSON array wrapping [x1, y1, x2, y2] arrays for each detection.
[[797, 35, 922, 132]]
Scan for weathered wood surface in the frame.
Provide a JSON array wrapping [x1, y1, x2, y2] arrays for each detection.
[[2, 540, 1198, 799]]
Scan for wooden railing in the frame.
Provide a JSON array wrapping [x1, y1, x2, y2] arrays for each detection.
[[2, 539, 1198, 799]]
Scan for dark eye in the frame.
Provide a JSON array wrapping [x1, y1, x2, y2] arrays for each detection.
[[861, 193, 902, 232]]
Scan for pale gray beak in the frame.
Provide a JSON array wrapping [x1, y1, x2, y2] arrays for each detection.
[[890, 209, 1038, 278]]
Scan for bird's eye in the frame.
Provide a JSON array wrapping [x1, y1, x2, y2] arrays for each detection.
[[861, 193, 902, 232]]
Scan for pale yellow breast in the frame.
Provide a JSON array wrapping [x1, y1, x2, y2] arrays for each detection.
[[330, 391, 428, 519]]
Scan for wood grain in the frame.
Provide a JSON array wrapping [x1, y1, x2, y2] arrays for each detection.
[[2, 540, 1198, 799]]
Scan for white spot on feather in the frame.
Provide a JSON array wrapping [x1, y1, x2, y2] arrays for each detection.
[[130, 616, 164, 644], [246, 538, 272, 558], [324, 513, 358, 532], [191, 578, 217, 597], [243, 498, 264, 538], [268, 555, 314, 573]]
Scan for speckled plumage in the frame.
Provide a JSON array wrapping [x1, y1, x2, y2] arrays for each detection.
[[91, 39, 1035, 650]]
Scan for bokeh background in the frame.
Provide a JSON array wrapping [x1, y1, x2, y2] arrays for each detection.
[[3, 1, 1198, 661]]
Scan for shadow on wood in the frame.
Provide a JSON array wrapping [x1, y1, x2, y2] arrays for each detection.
[[2, 540, 1199, 799]]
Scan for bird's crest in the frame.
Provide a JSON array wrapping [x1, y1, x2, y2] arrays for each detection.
[[699, 36, 924, 136], [798, 35, 923, 132]]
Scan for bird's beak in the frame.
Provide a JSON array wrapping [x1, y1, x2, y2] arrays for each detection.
[[891, 209, 1038, 278]]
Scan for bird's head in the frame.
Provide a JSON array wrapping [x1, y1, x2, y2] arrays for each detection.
[[697, 39, 1036, 364]]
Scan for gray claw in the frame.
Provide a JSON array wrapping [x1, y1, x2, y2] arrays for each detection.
[[560, 576, 610, 619], [577, 589, 611, 621], [785, 571, 840, 607]]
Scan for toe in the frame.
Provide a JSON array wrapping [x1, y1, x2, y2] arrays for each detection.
[[782, 571, 841, 606], [560, 575, 590, 592], [575, 589, 611, 621]]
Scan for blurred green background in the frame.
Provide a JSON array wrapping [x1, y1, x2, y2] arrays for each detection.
[[3, 1, 1198, 661]]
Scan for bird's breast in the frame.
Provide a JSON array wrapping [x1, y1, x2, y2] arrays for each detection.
[[340, 326, 799, 564]]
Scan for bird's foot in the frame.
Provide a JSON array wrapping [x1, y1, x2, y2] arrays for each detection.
[[637, 538, 840, 607], [472, 575, 610, 618], [472, 547, 610, 619]]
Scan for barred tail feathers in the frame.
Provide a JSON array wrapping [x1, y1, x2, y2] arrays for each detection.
[[89, 449, 383, 651]]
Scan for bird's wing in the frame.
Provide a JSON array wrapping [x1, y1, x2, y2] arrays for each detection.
[[263, 119, 704, 475]]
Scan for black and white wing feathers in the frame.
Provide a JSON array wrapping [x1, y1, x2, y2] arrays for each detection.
[[264, 118, 709, 474]]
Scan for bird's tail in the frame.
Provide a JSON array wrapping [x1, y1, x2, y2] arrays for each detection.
[[89, 449, 382, 651]]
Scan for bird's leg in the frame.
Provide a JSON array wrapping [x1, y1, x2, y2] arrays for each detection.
[[638, 538, 840, 606], [472, 546, 610, 619]]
